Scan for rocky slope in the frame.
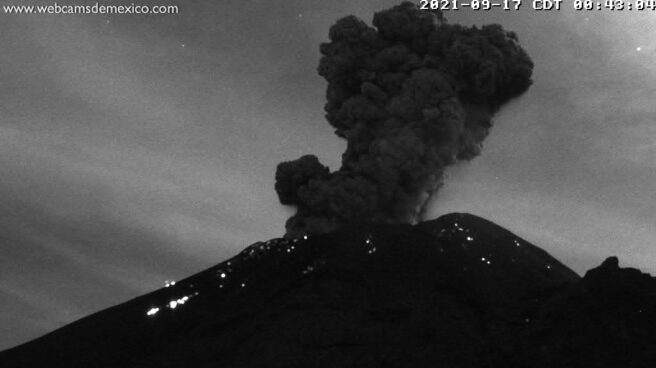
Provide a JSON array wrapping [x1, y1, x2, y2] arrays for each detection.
[[1, 213, 655, 367]]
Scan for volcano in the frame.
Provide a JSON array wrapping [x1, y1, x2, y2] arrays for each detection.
[[1, 213, 656, 367]]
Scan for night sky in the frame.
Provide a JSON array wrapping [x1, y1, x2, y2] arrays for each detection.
[[1, 0, 655, 350]]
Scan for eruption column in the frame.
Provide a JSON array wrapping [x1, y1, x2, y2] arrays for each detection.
[[275, 2, 534, 237]]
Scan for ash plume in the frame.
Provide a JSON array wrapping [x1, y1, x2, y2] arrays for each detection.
[[276, 2, 533, 237]]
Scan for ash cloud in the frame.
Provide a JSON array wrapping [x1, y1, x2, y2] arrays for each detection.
[[275, 2, 533, 237]]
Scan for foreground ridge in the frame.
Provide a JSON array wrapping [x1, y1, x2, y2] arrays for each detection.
[[2, 213, 655, 367]]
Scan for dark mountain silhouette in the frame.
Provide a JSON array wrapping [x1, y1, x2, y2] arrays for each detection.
[[2, 213, 656, 367]]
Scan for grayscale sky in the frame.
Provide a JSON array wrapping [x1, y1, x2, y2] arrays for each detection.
[[0, 0, 654, 350]]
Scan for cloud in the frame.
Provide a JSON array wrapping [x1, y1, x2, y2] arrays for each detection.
[[275, 2, 533, 237]]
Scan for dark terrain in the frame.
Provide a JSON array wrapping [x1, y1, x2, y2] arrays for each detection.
[[2, 213, 655, 367]]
